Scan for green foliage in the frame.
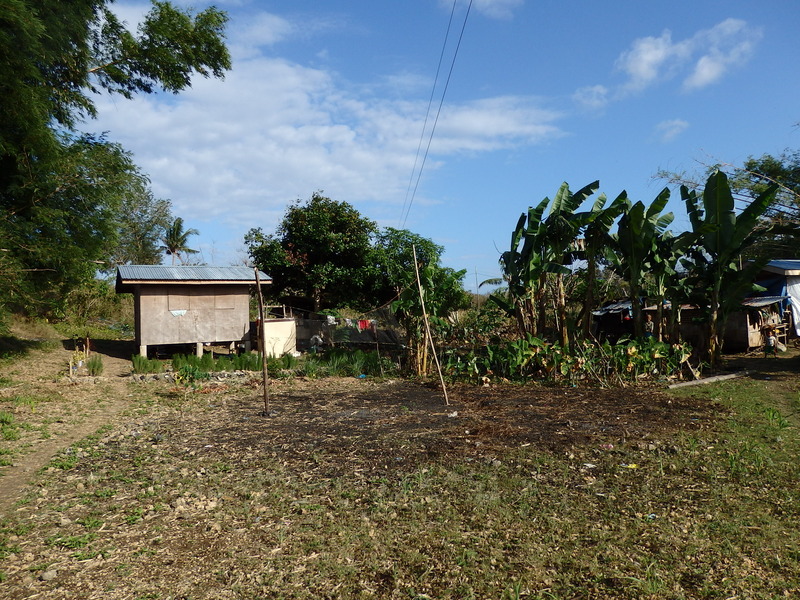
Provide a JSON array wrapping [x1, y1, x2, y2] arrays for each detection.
[[246, 192, 379, 311], [681, 169, 778, 366], [730, 149, 800, 260], [160, 217, 199, 265], [174, 364, 209, 392], [491, 181, 601, 341], [0, 0, 231, 316], [393, 263, 471, 376], [131, 354, 164, 374], [611, 188, 674, 338], [109, 189, 173, 268], [443, 336, 691, 385], [372, 227, 444, 300], [85, 355, 104, 376], [171, 352, 263, 373], [0, 411, 21, 441]]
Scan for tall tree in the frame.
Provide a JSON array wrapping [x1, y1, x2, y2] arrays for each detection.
[[110, 189, 173, 268], [0, 0, 230, 314], [372, 227, 444, 302], [161, 217, 199, 265], [1, 134, 145, 313], [245, 193, 379, 312]]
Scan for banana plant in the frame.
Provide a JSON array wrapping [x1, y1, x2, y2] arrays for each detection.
[[649, 229, 695, 341], [681, 169, 777, 367], [490, 196, 551, 337], [612, 188, 674, 338], [574, 190, 628, 338], [542, 181, 600, 346]]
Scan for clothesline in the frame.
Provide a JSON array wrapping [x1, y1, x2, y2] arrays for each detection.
[[325, 315, 377, 331]]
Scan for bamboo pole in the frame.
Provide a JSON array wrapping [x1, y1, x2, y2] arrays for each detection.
[[412, 245, 449, 406], [254, 268, 270, 415], [667, 371, 748, 389]]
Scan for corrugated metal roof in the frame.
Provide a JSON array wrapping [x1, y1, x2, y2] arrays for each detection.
[[117, 265, 270, 283], [763, 259, 800, 276], [741, 295, 787, 308]]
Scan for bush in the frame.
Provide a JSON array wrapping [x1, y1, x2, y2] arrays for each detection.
[[85, 355, 104, 376], [443, 336, 692, 385], [131, 354, 164, 374]]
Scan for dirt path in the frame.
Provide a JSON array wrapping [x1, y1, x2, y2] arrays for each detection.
[[0, 339, 138, 516]]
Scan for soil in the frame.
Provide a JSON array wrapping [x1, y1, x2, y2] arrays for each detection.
[[1, 334, 756, 515], [1, 335, 797, 599], [0, 337, 138, 514]]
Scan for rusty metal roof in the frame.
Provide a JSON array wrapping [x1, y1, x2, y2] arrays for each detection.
[[116, 265, 270, 292], [741, 296, 787, 308]]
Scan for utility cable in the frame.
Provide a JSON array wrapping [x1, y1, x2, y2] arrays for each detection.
[[398, 0, 459, 228], [399, 0, 474, 229]]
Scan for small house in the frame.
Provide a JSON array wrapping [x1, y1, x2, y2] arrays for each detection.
[[116, 265, 272, 357], [753, 260, 800, 336]]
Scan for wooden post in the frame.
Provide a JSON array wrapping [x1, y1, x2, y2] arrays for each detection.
[[412, 245, 449, 406], [254, 268, 270, 415]]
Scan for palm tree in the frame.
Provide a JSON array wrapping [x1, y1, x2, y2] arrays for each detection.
[[161, 217, 199, 265]]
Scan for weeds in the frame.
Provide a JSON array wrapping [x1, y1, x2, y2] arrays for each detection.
[[0, 412, 20, 441], [85, 355, 104, 376], [444, 336, 692, 385], [131, 354, 164, 374], [167, 348, 393, 379]]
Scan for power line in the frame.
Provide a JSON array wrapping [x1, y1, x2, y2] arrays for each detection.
[[399, 0, 474, 229]]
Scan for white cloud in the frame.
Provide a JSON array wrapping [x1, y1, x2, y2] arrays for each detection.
[[615, 30, 692, 94], [439, 0, 523, 19], [234, 13, 297, 49], [572, 85, 610, 111], [91, 55, 563, 235], [654, 119, 689, 143], [612, 18, 761, 96], [472, 0, 524, 19], [682, 18, 761, 91]]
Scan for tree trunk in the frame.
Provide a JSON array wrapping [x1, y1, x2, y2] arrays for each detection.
[[535, 273, 548, 338], [709, 284, 721, 369], [630, 281, 643, 339], [583, 257, 597, 339], [655, 296, 664, 342], [556, 273, 568, 347]]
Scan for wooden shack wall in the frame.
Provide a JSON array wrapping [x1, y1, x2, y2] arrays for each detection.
[[136, 284, 251, 346]]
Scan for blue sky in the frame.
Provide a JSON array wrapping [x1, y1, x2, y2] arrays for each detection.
[[91, 0, 800, 291]]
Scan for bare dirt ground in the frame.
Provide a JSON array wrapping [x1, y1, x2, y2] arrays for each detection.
[[0, 332, 140, 514], [1, 335, 797, 599], [0, 333, 725, 516], [2, 337, 796, 516]]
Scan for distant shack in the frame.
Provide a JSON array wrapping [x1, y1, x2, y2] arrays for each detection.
[[116, 265, 271, 357]]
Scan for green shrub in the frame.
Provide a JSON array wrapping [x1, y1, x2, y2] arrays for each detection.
[[86, 355, 104, 376], [442, 336, 692, 385], [232, 352, 262, 371], [131, 354, 164, 374]]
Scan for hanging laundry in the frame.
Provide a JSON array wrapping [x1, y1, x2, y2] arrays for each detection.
[[326, 315, 336, 325], [358, 319, 370, 331]]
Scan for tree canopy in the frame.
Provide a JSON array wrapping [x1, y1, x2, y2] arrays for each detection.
[[245, 193, 380, 312], [245, 193, 456, 314], [0, 0, 231, 315]]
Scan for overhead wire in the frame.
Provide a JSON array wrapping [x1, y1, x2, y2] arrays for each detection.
[[399, 0, 474, 229]]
